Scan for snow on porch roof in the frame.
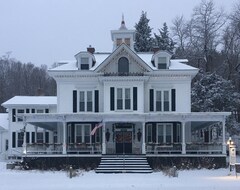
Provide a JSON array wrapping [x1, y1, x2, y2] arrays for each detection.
[[0, 113, 8, 130], [1, 96, 57, 107]]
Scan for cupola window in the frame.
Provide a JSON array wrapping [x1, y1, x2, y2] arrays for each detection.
[[116, 38, 122, 47], [118, 57, 129, 73]]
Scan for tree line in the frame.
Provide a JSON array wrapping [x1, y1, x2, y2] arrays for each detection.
[[0, 57, 56, 112]]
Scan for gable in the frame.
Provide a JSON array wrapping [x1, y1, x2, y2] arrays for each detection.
[[94, 44, 153, 73]]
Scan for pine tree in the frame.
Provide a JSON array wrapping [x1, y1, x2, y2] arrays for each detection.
[[154, 22, 175, 54], [134, 11, 153, 52]]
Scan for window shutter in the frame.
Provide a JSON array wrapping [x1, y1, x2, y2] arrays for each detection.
[[149, 89, 154, 111], [32, 132, 35, 143], [12, 132, 16, 148], [110, 87, 115, 111], [45, 132, 49, 143], [45, 109, 49, 113], [12, 109, 16, 122], [133, 87, 138, 110], [171, 89, 176, 111], [152, 124, 156, 142], [73, 90, 77, 113], [94, 90, 99, 112]]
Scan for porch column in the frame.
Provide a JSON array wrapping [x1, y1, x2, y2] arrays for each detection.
[[222, 118, 226, 154], [102, 122, 106, 154], [34, 126, 38, 143], [142, 122, 146, 154], [22, 118, 27, 154], [62, 122, 67, 154], [181, 121, 186, 154]]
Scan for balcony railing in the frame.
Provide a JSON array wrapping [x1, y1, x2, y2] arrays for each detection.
[[67, 143, 101, 154]]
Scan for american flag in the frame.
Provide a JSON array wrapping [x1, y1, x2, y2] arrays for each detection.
[[90, 121, 103, 136]]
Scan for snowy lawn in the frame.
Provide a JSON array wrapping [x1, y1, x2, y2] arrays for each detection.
[[1, 161, 240, 190]]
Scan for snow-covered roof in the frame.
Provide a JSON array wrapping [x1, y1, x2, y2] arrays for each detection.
[[49, 52, 197, 72], [1, 96, 57, 107], [0, 113, 8, 130]]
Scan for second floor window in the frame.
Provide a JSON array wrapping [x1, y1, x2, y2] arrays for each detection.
[[117, 88, 131, 110], [79, 90, 93, 112]]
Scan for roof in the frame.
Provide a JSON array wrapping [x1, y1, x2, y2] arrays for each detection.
[[1, 96, 57, 107], [0, 113, 8, 130], [49, 51, 197, 72]]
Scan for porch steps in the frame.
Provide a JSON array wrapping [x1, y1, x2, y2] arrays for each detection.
[[95, 155, 153, 173]]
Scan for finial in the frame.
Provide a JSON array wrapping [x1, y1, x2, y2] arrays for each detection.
[[119, 14, 127, 30]]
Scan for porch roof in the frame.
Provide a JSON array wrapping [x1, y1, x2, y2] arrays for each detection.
[[24, 112, 230, 130]]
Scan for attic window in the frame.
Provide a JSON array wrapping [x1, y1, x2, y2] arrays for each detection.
[[80, 57, 89, 70], [158, 57, 167, 69], [118, 57, 129, 73]]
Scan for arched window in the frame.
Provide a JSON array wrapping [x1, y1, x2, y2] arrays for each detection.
[[118, 57, 129, 73]]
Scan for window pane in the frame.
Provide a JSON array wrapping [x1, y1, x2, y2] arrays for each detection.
[[81, 57, 89, 64], [116, 38, 122, 46], [118, 57, 129, 73], [84, 125, 90, 143], [158, 57, 166, 64], [17, 133, 24, 147], [125, 38, 130, 46], [158, 64, 166, 69], [79, 91, 85, 111], [37, 132, 43, 143], [147, 125, 152, 143], [156, 91, 162, 111], [164, 91, 170, 111], [76, 126, 82, 143], [117, 88, 123, 109], [87, 91, 93, 111], [125, 88, 131, 110], [166, 125, 172, 143], [157, 125, 164, 143], [81, 64, 89, 70]]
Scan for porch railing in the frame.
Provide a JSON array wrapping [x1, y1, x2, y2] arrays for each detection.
[[186, 143, 223, 154], [25, 143, 102, 155], [146, 143, 182, 154], [67, 143, 101, 154], [26, 143, 63, 154]]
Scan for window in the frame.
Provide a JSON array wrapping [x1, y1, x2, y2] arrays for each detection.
[[79, 90, 94, 112], [75, 124, 91, 143], [79, 91, 85, 111], [87, 91, 93, 112], [116, 88, 131, 110], [158, 57, 167, 69], [118, 57, 129, 73], [157, 123, 173, 144], [37, 132, 44, 143], [125, 88, 131, 110], [17, 132, 24, 147], [155, 90, 171, 112], [124, 38, 130, 46], [116, 38, 122, 47], [36, 109, 44, 113], [147, 124, 152, 143], [80, 57, 89, 70], [17, 109, 24, 122], [117, 88, 123, 109]]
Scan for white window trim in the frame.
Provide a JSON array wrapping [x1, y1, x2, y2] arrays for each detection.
[[75, 124, 91, 143], [115, 87, 133, 111], [154, 89, 172, 112], [156, 123, 173, 144], [78, 90, 95, 112]]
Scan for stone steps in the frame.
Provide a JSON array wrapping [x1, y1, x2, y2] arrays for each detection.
[[95, 155, 153, 173]]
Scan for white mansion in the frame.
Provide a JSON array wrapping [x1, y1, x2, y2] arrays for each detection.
[[1, 19, 230, 167]]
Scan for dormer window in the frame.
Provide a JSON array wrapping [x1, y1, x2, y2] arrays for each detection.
[[158, 57, 167, 69], [80, 57, 89, 70]]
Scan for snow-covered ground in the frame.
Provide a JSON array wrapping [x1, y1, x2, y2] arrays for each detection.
[[0, 161, 240, 190]]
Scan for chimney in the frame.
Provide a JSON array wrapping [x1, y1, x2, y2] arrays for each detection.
[[87, 45, 95, 54], [152, 46, 160, 54]]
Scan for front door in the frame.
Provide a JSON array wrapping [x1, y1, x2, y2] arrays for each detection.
[[115, 131, 132, 154]]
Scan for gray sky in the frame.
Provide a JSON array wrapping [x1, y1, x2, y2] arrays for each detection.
[[0, 0, 238, 67]]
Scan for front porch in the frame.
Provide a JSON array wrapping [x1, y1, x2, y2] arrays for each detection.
[[19, 112, 230, 158]]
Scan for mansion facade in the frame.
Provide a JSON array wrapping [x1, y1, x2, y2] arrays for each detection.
[[1, 19, 230, 167]]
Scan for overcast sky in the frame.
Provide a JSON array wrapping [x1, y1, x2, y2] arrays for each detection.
[[0, 0, 238, 67]]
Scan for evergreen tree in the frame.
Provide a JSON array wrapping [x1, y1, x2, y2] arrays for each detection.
[[154, 22, 175, 54], [134, 11, 153, 52]]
